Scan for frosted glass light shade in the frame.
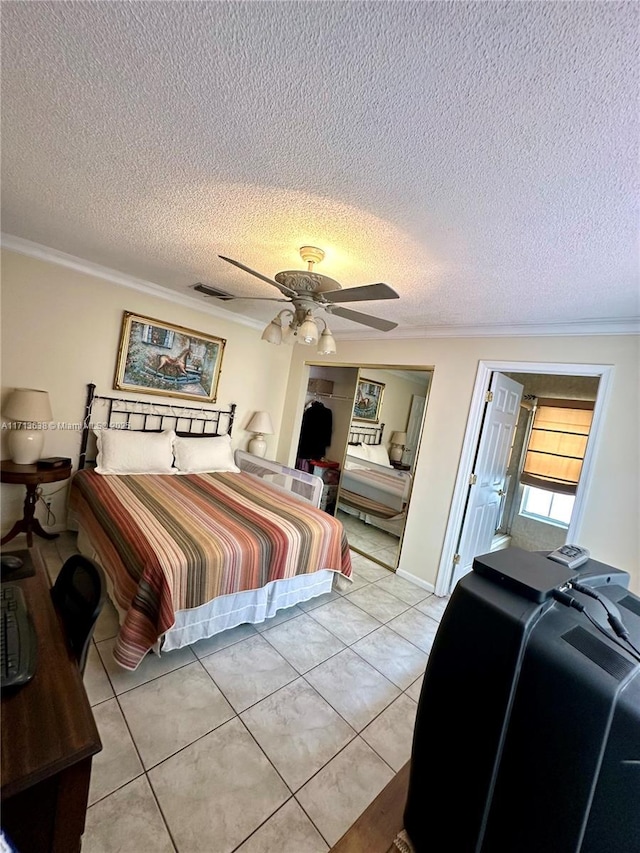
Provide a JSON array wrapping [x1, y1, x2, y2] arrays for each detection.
[[261, 317, 282, 344], [317, 327, 337, 355], [298, 314, 318, 345]]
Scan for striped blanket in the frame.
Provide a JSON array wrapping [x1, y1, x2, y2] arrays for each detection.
[[71, 469, 351, 669], [341, 463, 410, 515]]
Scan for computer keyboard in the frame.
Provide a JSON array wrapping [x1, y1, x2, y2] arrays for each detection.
[[1, 585, 37, 688]]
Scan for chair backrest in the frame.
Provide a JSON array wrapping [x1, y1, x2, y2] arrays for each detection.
[[51, 555, 106, 674]]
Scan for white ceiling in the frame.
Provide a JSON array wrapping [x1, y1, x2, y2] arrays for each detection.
[[2, 2, 638, 335]]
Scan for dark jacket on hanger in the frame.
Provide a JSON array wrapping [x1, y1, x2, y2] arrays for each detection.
[[297, 401, 333, 460]]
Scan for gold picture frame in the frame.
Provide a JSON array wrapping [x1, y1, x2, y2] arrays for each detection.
[[353, 378, 385, 422], [114, 312, 226, 402]]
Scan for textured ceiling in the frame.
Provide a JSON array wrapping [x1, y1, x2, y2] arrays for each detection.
[[2, 1, 638, 334]]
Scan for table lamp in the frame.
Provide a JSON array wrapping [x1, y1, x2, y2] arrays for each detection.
[[3, 388, 53, 464], [246, 411, 274, 458], [389, 431, 407, 463]]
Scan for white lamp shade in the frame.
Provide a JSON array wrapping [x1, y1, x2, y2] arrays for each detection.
[[3, 388, 53, 422], [390, 431, 407, 445], [246, 411, 274, 435]]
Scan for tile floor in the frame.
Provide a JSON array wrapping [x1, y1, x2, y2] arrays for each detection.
[[39, 533, 449, 853], [336, 508, 401, 569]]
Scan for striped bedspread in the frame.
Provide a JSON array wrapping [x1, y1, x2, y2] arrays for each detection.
[[341, 464, 410, 514], [71, 469, 351, 669]]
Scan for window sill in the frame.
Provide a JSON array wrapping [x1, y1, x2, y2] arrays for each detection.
[[519, 511, 569, 530]]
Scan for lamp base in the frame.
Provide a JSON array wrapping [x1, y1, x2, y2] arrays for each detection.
[[248, 434, 267, 458], [389, 444, 404, 463], [8, 429, 45, 465]]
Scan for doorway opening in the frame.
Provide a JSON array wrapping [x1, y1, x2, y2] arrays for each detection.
[[435, 361, 613, 595]]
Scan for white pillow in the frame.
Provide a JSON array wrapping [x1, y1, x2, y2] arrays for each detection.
[[367, 444, 392, 467], [346, 444, 371, 462], [173, 433, 240, 473], [94, 429, 175, 474]]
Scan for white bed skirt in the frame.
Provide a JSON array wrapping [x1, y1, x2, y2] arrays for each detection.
[[77, 525, 347, 654]]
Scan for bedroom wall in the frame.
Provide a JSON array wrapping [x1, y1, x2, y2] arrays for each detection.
[[0, 249, 294, 535], [279, 334, 640, 594], [359, 367, 431, 451]]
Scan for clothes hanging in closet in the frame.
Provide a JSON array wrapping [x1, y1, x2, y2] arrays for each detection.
[[297, 401, 333, 462]]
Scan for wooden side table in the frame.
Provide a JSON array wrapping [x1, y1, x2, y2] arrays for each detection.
[[390, 461, 411, 471], [0, 460, 72, 547]]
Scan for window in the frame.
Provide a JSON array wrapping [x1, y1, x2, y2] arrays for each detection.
[[520, 398, 594, 496], [520, 485, 575, 527], [518, 397, 593, 527]]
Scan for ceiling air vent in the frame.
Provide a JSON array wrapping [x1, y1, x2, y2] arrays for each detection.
[[193, 283, 236, 300]]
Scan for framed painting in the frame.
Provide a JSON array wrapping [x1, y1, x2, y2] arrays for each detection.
[[353, 378, 385, 422], [114, 312, 226, 402]]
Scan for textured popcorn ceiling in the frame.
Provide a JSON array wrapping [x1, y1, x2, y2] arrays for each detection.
[[1, 1, 638, 333]]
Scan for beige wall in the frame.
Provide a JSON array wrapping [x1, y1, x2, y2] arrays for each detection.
[[278, 336, 640, 593], [1, 249, 293, 533], [3, 248, 638, 594]]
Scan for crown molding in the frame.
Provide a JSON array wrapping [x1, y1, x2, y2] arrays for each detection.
[[334, 317, 640, 340], [3, 233, 638, 339], [0, 233, 264, 331]]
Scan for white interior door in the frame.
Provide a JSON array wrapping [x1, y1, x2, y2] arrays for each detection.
[[404, 395, 426, 467], [451, 373, 523, 587]]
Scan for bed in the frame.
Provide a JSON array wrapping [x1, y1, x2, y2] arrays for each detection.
[[70, 385, 352, 669], [338, 424, 412, 536]]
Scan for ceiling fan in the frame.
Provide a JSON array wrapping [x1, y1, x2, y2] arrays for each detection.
[[192, 246, 399, 352]]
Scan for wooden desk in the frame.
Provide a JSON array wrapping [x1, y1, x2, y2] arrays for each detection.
[[1, 548, 101, 853], [0, 460, 72, 547]]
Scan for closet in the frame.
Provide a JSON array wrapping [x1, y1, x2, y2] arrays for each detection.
[[294, 364, 432, 571], [296, 367, 359, 512]]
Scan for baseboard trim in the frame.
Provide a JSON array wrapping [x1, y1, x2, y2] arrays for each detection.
[[396, 568, 435, 594]]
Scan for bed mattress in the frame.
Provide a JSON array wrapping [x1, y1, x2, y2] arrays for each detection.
[[71, 469, 351, 669]]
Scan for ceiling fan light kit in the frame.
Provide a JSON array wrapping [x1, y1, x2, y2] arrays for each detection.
[[298, 311, 319, 345], [194, 246, 401, 355]]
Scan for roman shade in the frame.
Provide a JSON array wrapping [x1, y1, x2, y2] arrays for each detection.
[[520, 398, 594, 495]]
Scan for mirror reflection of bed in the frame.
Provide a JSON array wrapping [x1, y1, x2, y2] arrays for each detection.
[[338, 368, 431, 569]]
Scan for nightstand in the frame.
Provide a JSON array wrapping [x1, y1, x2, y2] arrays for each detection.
[[390, 461, 411, 471], [0, 460, 72, 547]]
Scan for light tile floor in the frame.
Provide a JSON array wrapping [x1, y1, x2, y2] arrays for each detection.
[[39, 533, 449, 853], [337, 509, 401, 569]]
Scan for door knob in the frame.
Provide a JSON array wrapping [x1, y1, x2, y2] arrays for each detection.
[[497, 488, 506, 497]]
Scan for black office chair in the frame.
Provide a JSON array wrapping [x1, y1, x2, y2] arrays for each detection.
[[50, 555, 106, 674]]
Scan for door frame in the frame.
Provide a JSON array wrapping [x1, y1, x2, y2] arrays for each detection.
[[434, 360, 614, 596]]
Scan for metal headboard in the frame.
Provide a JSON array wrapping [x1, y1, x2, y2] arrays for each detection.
[[348, 422, 385, 446], [79, 383, 236, 470]]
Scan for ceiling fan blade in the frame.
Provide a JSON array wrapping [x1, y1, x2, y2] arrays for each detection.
[[218, 255, 298, 297], [329, 305, 398, 332], [322, 283, 400, 303]]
